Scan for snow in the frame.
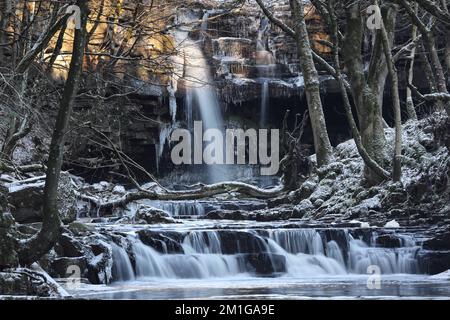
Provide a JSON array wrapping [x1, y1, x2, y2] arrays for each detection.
[[384, 220, 400, 229], [113, 186, 126, 194], [430, 270, 450, 280], [350, 220, 371, 228], [8, 181, 45, 193]]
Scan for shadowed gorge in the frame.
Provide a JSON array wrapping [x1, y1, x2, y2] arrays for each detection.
[[1, 0, 450, 301]]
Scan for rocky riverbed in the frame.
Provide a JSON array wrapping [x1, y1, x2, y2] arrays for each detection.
[[1, 113, 449, 299]]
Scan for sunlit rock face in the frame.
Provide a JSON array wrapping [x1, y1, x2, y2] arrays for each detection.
[[26, 0, 342, 179]]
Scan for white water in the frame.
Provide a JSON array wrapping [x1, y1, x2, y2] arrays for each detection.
[[256, 18, 275, 128], [260, 80, 269, 127], [110, 228, 422, 281], [142, 200, 205, 217], [173, 10, 230, 183]]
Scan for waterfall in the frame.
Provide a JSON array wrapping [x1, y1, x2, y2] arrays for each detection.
[[142, 200, 206, 217], [260, 80, 269, 127], [185, 90, 193, 130], [169, 9, 230, 184], [110, 228, 422, 281], [183, 39, 229, 183], [111, 243, 135, 282], [256, 18, 275, 128], [348, 237, 419, 274]]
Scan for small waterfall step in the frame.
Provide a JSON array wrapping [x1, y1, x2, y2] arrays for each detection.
[[109, 224, 422, 282]]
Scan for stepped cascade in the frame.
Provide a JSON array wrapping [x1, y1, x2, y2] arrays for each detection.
[[109, 226, 421, 281]]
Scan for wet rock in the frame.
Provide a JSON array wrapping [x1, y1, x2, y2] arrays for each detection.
[[418, 251, 450, 275], [314, 199, 325, 208], [217, 231, 267, 255], [423, 226, 450, 251], [203, 210, 250, 220], [220, 201, 266, 211], [244, 253, 286, 275], [138, 230, 184, 254], [375, 234, 402, 248], [419, 135, 438, 152], [256, 208, 292, 222], [112, 185, 126, 194], [297, 181, 318, 199]]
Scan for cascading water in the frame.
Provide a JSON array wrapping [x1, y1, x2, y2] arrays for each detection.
[[170, 10, 231, 184], [256, 18, 275, 128], [110, 227, 422, 281], [260, 80, 269, 128], [141, 200, 206, 217]]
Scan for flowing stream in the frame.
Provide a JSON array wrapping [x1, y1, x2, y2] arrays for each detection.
[[70, 218, 450, 299]]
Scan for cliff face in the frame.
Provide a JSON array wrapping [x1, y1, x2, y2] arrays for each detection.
[[0, 1, 357, 180], [68, 0, 338, 180]]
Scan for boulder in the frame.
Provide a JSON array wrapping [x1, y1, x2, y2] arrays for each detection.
[[67, 222, 95, 236], [50, 257, 87, 279], [7, 174, 77, 224], [293, 200, 314, 218], [86, 239, 113, 285], [297, 180, 318, 200], [309, 184, 333, 203], [135, 206, 176, 224], [137, 230, 184, 253], [243, 253, 286, 275], [57, 233, 86, 258], [0, 269, 62, 297]]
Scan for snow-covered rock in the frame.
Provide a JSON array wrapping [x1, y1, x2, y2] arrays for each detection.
[[384, 220, 400, 229], [112, 185, 126, 194]]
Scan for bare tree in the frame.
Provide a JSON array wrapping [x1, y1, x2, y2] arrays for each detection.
[[17, 0, 88, 265], [255, 0, 333, 167]]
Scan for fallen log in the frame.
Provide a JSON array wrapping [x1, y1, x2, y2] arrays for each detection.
[[76, 182, 285, 212]]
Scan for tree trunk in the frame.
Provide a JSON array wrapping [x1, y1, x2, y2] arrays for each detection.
[[17, 0, 88, 266], [342, 2, 388, 184], [289, 0, 333, 167], [379, 3, 402, 182], [327, 0, 390, 181], [406, 4, 418, 121]]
